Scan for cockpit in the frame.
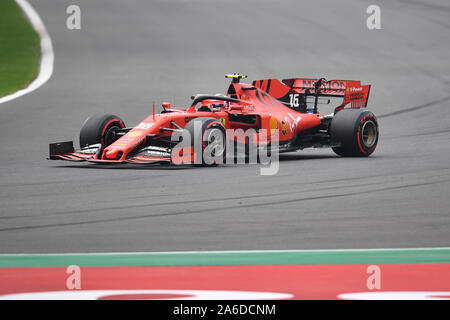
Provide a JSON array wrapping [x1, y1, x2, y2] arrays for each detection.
[[189, 94, 241, 112]]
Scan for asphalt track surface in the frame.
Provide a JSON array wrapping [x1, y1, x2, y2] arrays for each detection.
[[0, 0, 449, 253]]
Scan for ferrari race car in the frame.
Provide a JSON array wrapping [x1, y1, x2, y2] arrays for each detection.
[[48, 74, 379, 165]]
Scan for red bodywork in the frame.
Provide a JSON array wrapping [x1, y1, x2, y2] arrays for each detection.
[[49, 76, 371, 165]]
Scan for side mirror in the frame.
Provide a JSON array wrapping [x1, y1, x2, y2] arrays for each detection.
[[162, 102, 171, 109]]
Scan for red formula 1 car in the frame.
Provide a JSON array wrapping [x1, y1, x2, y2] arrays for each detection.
[[48, 74, 378, 165]]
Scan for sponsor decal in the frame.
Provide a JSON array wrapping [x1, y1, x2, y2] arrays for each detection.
[[294, 79, 346, 95], [269, 117, 278, 135], [349, 92, 364, 101], [284, 113, 302, 133], [299, 79, 346, 90], [135, 122, 154, 130], [127, 131, 143, 138], [110, 142, 127, 147], [219, 117, 226, 126]]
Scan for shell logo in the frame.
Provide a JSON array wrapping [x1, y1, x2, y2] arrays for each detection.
[[127, 131, 143, 138], [269, 117, 278, 135]]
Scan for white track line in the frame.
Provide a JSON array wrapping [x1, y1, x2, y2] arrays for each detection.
[[0, 0, 54, 105], [1, 247, 449, 256]]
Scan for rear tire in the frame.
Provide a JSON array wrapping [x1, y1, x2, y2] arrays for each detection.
[[79, 114, 125, 148], [330, 109, 378, 157]]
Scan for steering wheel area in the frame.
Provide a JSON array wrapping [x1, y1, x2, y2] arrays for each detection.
[[196, 100, 228, 112]]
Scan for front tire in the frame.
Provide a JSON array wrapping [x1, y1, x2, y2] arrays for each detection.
[[330, 109, 379, 157], [184, 117, 226, 165], [79, 114, 125, 148]]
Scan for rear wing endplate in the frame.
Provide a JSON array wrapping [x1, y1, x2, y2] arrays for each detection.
[[282, 78, 371, 111]]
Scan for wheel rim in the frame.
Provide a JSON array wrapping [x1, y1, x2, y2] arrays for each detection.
[[104, 125, 120, 146], [205, 128, 225, 157], [361, 120, 377, 148]]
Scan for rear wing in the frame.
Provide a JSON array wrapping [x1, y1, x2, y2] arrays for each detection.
[[252, 78, 371, 112]]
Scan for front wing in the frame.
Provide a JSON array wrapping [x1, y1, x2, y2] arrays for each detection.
[[48, 141, 171, 165]]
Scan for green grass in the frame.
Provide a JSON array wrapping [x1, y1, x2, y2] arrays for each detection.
[[0, 0, 40, 98]]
